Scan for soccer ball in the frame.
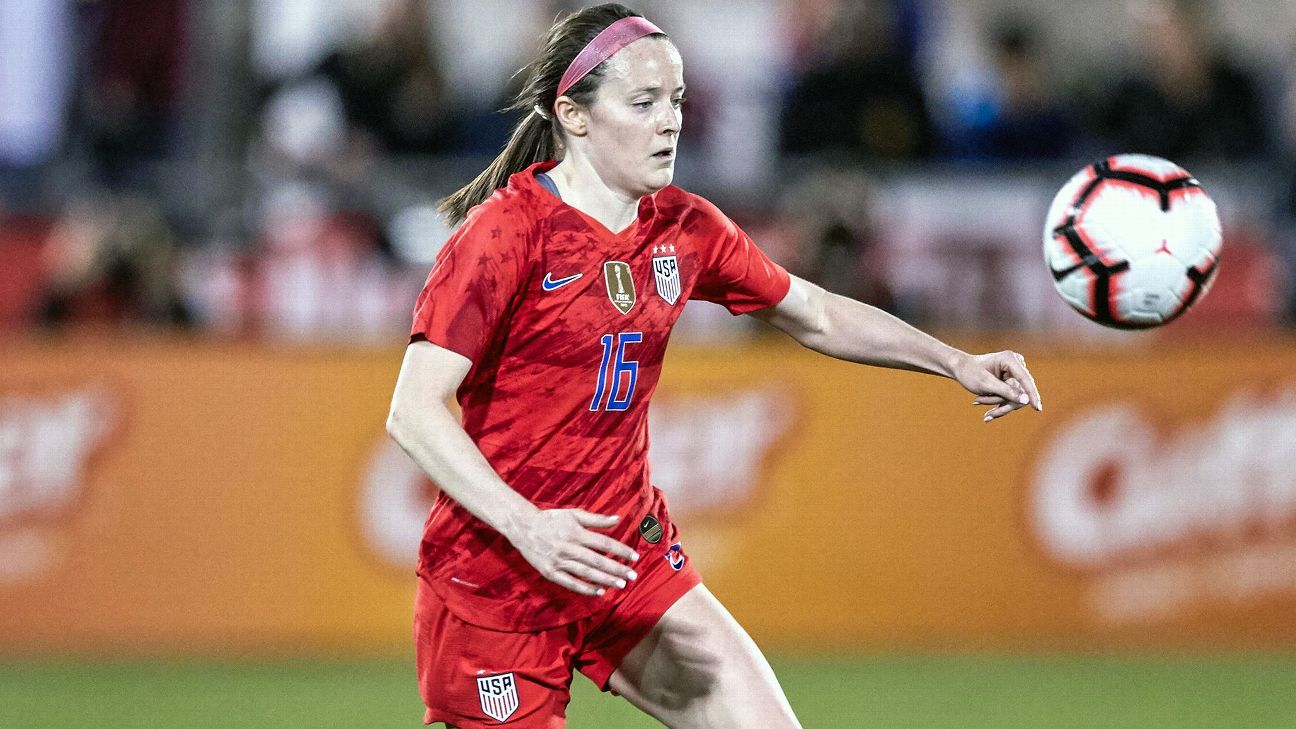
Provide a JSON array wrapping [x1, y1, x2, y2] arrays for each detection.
[[1043, 154, 1222, 328]]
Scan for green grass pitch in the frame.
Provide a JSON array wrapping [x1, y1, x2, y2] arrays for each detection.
[[1, 654, 1293, 728]]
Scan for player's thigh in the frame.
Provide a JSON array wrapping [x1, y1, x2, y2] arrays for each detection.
[[607, 583, 801, 729], [414, 578, 572, 728]]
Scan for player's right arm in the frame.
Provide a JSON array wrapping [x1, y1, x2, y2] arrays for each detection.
[[387, 340, 639, 596]]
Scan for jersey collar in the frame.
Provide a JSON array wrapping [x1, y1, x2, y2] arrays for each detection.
[[514, 161, 660, 238]]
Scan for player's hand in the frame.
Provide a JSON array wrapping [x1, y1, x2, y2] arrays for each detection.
[[507, 509, 640, 596], [952, 350, 1043, 423]]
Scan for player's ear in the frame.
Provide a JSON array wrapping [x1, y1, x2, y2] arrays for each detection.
[[553, 96, 589, 138]]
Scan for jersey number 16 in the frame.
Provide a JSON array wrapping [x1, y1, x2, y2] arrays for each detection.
[[589, 332, 642, 412]]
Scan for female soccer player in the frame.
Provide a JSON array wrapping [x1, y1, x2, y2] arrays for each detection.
[[387, 5, 1042, 727]]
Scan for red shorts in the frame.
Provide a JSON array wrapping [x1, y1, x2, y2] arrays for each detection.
[[414, 539, 702, 728]]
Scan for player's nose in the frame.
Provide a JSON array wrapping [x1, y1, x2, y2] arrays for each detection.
[[656, 104, 680, 136]]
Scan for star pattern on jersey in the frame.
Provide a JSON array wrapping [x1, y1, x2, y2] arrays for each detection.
[[652, 244, 676, 255]]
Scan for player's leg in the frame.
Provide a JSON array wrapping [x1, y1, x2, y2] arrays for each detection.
[[607, 583, 801, 729]]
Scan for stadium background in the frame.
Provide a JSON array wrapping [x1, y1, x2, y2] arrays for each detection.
[[2, 0, 1296, 726]]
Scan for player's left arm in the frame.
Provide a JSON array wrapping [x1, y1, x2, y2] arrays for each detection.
[[752, 274, 1043, 422]]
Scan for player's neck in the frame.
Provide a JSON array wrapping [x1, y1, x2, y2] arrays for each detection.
[[547, 159, 640, 235]]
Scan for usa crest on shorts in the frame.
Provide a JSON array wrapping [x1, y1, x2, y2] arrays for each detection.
[[652, 246, 680, 305], [477, 672, 519, 722]]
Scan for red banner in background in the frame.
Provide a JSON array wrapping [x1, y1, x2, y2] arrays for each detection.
[[2, 337, 1295, 654]]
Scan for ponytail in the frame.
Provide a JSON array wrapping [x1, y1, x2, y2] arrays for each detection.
[[439, 109, 556, 226], [437, 4, 656, 227]]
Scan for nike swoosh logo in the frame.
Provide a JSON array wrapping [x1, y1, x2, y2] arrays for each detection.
[[541, 272, 583, 291]]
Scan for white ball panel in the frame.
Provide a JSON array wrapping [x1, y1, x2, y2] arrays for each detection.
[[1078, 184, 1164, 262], [1137, 254, 1191, 287], [1111, 255, 1195, 324], [1167, 191, 1223, 266], [1044, 231, 1080, 271], [1107, 153, 1189, 181], [1111, 277, 1172, 325], [1042, 155, 1223, 328], [1166, 262, 1196, 302], [1055, 267, 1097, 317], [1043, 167, 1095, 237]]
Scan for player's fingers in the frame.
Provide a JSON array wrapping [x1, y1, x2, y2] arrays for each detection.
[[1003, 376, 1023, 399], [559, 556, 632, 588], [982, 403, 1017, 423], [973, 395, 1008, 406], [1003, 355, 1043, 411], [979, 368, 1025, 405], [976, 354, 1029, 405], [578, 531, 640, 563], [572, 510, 620, 530], [565, 545, 637, 582], [546, 570, 604, 596]]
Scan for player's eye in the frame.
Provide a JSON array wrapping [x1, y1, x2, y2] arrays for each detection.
[[633, 100, 653, 109], [671, 96, 686, 108]]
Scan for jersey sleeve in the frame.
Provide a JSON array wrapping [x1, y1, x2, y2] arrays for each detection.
[[409, 207, 529, 363], [689, 199, 791, 315]]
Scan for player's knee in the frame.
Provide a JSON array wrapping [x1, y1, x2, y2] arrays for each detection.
[[643, 638, 724, 710], [642, 673, 715, 712]]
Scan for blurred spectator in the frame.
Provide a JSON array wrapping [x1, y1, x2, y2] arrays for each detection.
[[942, 17, 1080, 161], [242, 185, 407, 342], [75, 0, 189, 188], [1095, 0, 1268, 160], [232, 47, 429, 343], [0, 0, 75, 206], [779, 0, 935, 161], [1281, 177, 1296, 325], [1276, 15, 1296, 325], [774, 169, 896, 313], [37, 196, 192, 329], [402, 0, 540, 155], [315, 0, 456, 155]]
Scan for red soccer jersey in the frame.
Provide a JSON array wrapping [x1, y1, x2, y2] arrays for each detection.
[[409, 161, 790, 631]]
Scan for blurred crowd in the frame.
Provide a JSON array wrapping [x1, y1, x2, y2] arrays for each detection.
[[1, 0, 1295, 339]]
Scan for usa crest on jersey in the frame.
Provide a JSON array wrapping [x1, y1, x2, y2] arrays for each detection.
[[652, 252, 680, 305], [477, 673, 519, 722]]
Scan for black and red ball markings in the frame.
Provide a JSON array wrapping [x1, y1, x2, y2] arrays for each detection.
[[1049, 160, 1218, 329]]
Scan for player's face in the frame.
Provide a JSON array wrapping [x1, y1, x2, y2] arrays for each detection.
[[585, 38, 684, 198]]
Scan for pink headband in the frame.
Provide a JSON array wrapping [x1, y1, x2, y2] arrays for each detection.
[[556, 16, 663, 98]]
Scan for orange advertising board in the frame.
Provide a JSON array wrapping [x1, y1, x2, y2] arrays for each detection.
[[1, 336, 1295, 654]]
